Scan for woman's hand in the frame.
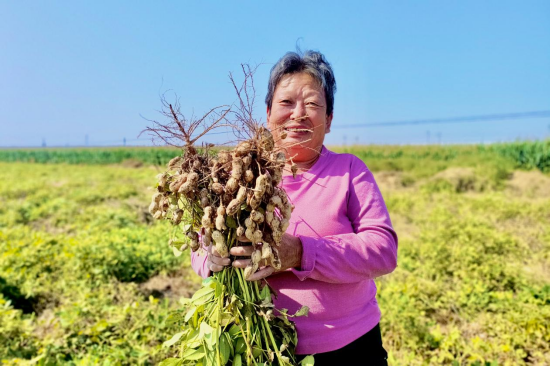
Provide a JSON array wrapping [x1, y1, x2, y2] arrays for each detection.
[[207, 244, 231, 273], [230, 233, 303, 281]]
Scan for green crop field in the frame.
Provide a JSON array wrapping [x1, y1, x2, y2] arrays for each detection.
[[0, 141, 549, 365]]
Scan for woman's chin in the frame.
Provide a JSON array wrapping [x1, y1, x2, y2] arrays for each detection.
[[281, 132, 312, 146], [282, 139, 310, 152]]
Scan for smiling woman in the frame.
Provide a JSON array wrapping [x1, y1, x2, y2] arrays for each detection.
[[267, 72, 333, 171], [194, 50, 398, 366], [265, 52, 336, 173]]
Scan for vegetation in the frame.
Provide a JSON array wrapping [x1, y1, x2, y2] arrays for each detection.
[[0, 142, 548, 365], [1, 140, 548, 173], [0, 147, 181, 166]]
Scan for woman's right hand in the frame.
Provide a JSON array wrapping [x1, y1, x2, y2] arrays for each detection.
[[207, 244, 231, 273]]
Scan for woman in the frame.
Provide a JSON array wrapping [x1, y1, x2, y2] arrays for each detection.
[[193, 50, 398, 366]]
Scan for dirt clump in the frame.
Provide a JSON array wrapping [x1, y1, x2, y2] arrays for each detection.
[[506, 170, 550, 199], [139, 272, 199, 300]]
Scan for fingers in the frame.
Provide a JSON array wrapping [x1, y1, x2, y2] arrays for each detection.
[[210, 253, 231, 266], [232, 258, 251, 269], [230, 245, 255, 257], [245, 266, 275, 281], [207, 245, 231, 273], [209, 241, 275, 278], [208, 244, 223, 259], [208, 261, 226, 273], [232, 257, 271, 272], [237, 235, 251, 243]]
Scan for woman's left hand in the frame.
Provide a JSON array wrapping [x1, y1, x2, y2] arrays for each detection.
[[230, 233, 303, 281]]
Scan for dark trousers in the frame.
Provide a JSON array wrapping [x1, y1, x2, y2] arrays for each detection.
[[297, 324, 388, 366]]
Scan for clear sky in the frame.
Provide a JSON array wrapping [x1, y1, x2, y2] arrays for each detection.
[[1, 1, 549, 147]]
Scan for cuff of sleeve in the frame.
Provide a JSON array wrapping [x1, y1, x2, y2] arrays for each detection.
[[290, 235, 317, 281]]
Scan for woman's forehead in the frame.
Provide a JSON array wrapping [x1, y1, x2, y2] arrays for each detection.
[[276, 72, 322, 92]]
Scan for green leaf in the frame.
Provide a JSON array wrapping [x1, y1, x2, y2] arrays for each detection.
[[202, 276, 214, 286], [185, 329, 202, 348], [199, 321, 214, 338], [172, 246, 183, 257], [252, 347, 262, 358], [163, 331, 185, 348], [279, 328, 292, 346], [224, 332, 234, 357], [219, 312, 234, 327], [234, 337, 246, 354], [300, 355, 315, 366], [182, 346, 206, 361], [158, 358, 183, 366], [209, 304, 220, 324], [219, 332, 231, 365], [225, 215, 238, 228], [260, 285, 271, 301], [184, 306, 197, 323], [292, 305, 309, 317], [233, 354, 242, 366], [204, 346, 216, 366], [191, 286, 215, 306], [277, 308, 291, 325], [228, 324, 241, 338], [214, 281, 223, 298], [192, 306, 199, 328], [204, 325, 219, 350]]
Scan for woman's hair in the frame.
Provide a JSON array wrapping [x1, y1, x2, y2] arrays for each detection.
[[265, 50, 336, 116]]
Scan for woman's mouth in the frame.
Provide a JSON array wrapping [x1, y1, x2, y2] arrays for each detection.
[[284, 127, 312, 133]]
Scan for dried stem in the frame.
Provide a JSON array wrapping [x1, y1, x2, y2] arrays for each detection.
[[139, 92, 233, 149]]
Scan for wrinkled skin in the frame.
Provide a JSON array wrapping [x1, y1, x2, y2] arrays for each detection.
[[267, 72, 332, 171]]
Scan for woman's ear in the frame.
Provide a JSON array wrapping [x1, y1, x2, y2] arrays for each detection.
[[325, 113, 333, 133]]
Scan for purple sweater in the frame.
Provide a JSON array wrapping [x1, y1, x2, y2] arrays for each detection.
[[191, 146, 398, 354]]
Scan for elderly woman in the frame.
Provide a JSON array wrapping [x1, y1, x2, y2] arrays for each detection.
[[193, 50, 397, 366]]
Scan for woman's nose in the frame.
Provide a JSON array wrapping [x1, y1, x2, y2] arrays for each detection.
[[290, 101, 306, 121]]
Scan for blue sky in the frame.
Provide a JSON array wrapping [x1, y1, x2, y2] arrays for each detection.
[[0, 1, 549, 147]]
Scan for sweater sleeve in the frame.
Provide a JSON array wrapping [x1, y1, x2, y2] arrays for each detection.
[[291, 163, 398, 284], [190, 237, 211, 279]]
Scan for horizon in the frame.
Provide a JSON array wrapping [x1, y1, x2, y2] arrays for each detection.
[[1, 136, 548, 150]]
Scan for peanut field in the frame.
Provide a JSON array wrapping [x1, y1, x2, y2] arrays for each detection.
[[0, 141, 549, 365]]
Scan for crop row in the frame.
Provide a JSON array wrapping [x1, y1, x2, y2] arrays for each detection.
[[0, 140, 548, 172]]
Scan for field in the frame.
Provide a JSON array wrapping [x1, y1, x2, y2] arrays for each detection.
[[0, 141, 549, 365]]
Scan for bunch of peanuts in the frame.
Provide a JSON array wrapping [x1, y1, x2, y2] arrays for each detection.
[[148, 127, 295, 279]]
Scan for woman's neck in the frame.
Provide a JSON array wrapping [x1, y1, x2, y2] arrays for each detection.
[[283, 149, 322, 176]]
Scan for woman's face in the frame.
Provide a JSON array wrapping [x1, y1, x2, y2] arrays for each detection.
[[267, 72, 333, 163]]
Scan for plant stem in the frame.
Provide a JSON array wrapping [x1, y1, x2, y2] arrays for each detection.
[[263, 316, 285, 364]]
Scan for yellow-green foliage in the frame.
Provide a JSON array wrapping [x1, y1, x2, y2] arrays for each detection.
[[0, 147, 181, 166], [0, 142, 549, 365], [0, 163, 199, 364], [1, 140, 548, 173], [372, 170, 549, 365]]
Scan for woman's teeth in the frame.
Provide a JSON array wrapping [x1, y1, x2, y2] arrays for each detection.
[[285, 128, 311, 132]]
